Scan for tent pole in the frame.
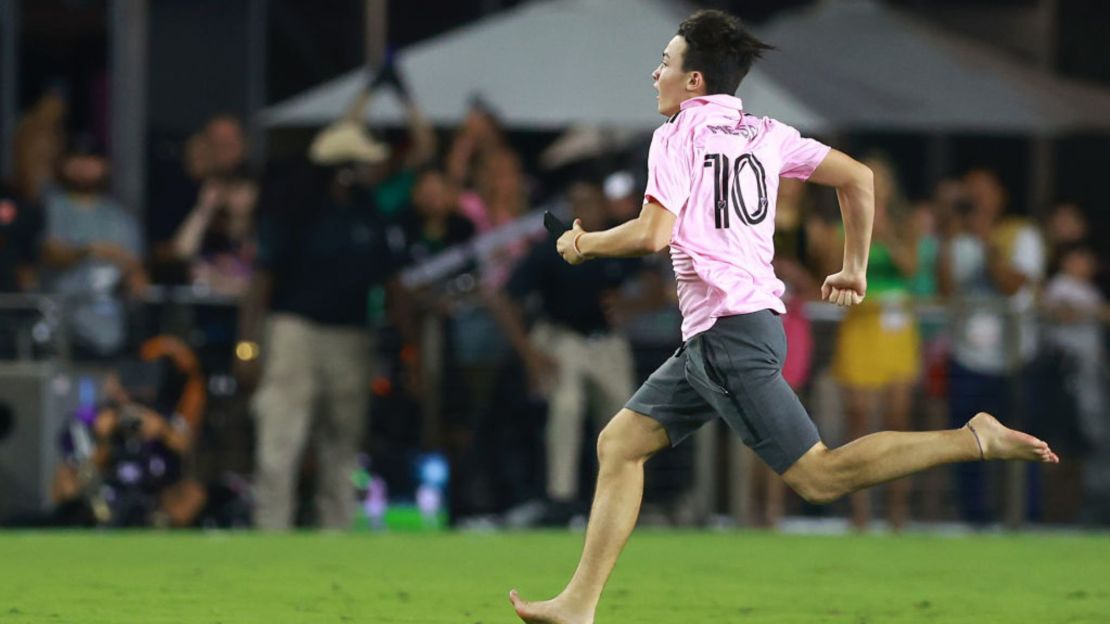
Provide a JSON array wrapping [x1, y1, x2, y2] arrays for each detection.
[[246, 0, 268, 171], [0, 0, 19, 182], [364, 0, 386, 70], [1028, 140, 1054, 218], [108, 0, 149, 221], [1028, 0, 1059, 219], [1003, 0, 1059, 530]]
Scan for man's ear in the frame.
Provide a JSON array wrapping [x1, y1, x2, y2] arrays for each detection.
[[685, 71, 704, 94]]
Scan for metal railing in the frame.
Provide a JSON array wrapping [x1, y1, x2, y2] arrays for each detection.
[[1, 287, 1103, 528]]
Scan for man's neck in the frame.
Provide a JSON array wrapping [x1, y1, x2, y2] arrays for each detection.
[[676, 91, 706, 110], [66, 192, 102, 206]]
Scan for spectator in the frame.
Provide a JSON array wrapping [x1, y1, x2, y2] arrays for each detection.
[[201, 115, 249, 179], [829, 155, 921, 532], [906, 195, 949, 521], [170, 173, 258, 296], [48, 336, 208, 527], [397, 166, 477, 514], [356, 58, 439, 219], [13, 87, 68, 203], [237, 112, 413, 531], [459, 148, 530, 233], [450, 146, 536, 420], [149, 115, 251, 275], [907, 198, 942, 301], [460, 147, 533, 290], [0, 186, 43, 292], [602, 171, 641, 223], [938, 168, 1046, 524], [1044, 202, 1089, 272], [1042, 243, 1108, 453], [772, 178, 823, 367], [488, 181, 666, 524], [182, 132, 210, 183], [446, 99, 507, 189], [40, 142, 146, 357], [401, 168, 475, 263]]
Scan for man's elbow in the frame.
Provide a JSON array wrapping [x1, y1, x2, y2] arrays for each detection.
[[639, 229, 669, 254]]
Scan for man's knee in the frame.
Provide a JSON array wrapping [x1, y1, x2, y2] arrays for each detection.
[[781, 443, 849, 505], [788, 479, 842, 506], [256, 441, 298, 481], [255, 417, 308, 480], [597, 409, 669, 465]]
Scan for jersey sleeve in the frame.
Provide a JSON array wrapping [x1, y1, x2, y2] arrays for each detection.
[[643, 127, 692, 216], [772, 119, 831, 180]]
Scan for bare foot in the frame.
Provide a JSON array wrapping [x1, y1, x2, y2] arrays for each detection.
[[966, 412, 1059, 464], [509, 589, 593, 624]]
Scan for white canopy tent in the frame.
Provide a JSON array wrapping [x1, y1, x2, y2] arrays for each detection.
[[754, 0, 1110, 134], [261, 0, 827, 131], [262, 0, 1110, 135]]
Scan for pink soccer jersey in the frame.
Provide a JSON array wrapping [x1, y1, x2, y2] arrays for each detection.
[[643, 94, 831, 341]]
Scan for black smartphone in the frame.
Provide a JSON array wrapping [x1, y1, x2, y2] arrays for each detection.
[[543, 211, 569, 236]]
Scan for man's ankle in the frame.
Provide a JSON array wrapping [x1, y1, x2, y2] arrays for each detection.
[[557, 584, 594, 608], [962, 424, 985, 461]]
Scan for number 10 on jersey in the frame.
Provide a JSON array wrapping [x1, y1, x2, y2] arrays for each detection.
[[703, 152, 769, 229]]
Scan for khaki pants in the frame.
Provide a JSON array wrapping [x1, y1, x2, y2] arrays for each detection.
[[532, 323, 634, 501], [252, 314, 373, 530]]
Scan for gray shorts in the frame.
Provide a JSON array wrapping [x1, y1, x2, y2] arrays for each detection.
[[625, 310, 821, 474]]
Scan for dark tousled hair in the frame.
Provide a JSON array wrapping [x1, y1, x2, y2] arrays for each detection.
[[677, 10, 773, 96]]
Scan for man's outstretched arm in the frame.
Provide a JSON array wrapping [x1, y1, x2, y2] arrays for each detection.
[[807, 149, 875, 306], [555, 202, 676, 264]]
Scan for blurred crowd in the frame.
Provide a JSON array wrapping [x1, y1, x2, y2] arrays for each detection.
[[1, 63, 1107, 531]]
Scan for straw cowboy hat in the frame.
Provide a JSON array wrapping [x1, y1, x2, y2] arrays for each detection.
[[308, 119, 390, 165]]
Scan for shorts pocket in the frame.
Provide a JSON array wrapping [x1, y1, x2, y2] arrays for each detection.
[[705, 332, 773, 448], [685, 337, 730, 396], [700, 338, 732, 395]]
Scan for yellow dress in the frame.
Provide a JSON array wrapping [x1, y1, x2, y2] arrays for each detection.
[[832, 243, 921, 388]]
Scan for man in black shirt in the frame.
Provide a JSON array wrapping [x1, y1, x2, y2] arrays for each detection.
[[490, 182, 666, 520], [237, 118, 410, 530]]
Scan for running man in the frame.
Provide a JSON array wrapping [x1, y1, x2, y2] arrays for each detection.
[[510, 9, 1058, 624]]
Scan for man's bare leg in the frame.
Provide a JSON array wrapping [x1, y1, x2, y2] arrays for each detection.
[[841, 386, 878, 530], [511, 411, 1058, 624], [783, 412, 1059, 504], [510, 409, 670, 624]]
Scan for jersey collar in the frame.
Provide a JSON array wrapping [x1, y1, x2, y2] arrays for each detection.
[[680, 94, 745, 112]]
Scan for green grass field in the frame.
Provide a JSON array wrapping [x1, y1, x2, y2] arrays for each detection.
[[1, 530, 1108, 623]]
